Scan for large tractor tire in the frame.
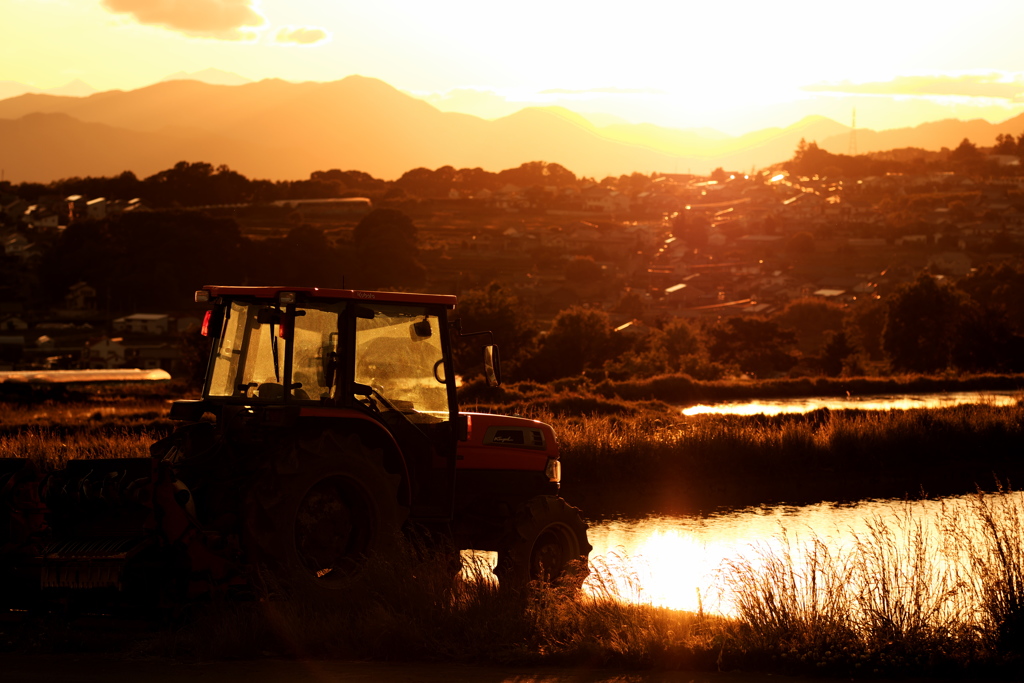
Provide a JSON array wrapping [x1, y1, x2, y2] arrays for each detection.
[[495, 495, 592, 591], [244, 431, 407, 599]]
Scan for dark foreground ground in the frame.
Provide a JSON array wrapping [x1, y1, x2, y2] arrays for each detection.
[[0, 654, 971, 683]]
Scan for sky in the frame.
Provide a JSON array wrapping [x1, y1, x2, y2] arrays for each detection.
[[4, 0, 1024, 136]]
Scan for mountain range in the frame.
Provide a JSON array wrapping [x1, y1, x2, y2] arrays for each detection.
[[2, 74, 1023, 184]]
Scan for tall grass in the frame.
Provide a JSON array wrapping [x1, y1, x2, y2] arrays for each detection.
[[719, 491, 1024, 676], [126, 491, 1021, 679], [3, 394, 1024, 677], [546, 402, 1024, 511], [0, 427, 157, 469], [458, 372, 1024, 407]]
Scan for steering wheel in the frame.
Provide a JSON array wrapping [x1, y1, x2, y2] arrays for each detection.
[[433, 359, 446, 384]]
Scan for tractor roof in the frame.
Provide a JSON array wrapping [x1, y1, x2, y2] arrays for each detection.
[[199, 285, 456, 308]]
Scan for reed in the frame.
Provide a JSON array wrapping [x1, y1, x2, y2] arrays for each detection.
[[148, 493, 1024, 678], [719, 492, 1024, 676], [545, 402, 1024, 511], [4, 383, 1024, 677], [0, 427, 157, 469]]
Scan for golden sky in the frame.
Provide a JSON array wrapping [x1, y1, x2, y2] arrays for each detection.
[[3, 0, 1024, 135]]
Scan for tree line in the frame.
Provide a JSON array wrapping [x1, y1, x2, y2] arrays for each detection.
[[5, 202, 1023, 379], [0, 160, 600, 209], [8, 207, 426, 313], [454, 267, 1024, 383], [785, 133, 1024, 180]]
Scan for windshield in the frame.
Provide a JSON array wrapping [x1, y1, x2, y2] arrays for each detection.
[[207, 301, 342, 401], [355, 304, 448, 417]]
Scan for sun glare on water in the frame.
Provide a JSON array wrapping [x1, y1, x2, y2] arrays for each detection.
[[585, 530, 720, 612]]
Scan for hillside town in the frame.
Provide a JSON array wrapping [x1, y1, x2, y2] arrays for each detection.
[[2, 142, 1024, 379]]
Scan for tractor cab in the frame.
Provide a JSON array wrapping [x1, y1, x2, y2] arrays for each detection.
[[193, 287, 463, 417]]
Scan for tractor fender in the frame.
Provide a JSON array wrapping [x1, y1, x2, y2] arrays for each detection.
[[297, 408, 411, 507]]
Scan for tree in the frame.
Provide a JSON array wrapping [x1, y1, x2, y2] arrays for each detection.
[[819, 330, 855, 376], [521, 306, 614, 381], [705, 317, 798, 377], [773, 298, 845, 354], [658, 317, 701, 361], [845, 298, 886, 361], [352, 208, 425, 290], [957, 263, 1024, 330], [452, 284, 537, 375], [497, 161, 577, 189], [949, 138, 982, 168], [950, 301, 1024, 372], [882, 273, 970, 372], [38, 210, 250, 311], [993, 133, 1018, 155]]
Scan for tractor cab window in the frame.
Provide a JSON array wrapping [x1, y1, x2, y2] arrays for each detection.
[[291, 306, 342, 400], [207, 301, 342, 401], [354, 305, 449, 420]]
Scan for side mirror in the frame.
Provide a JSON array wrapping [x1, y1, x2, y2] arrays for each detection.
[[411, 319, 433, 340], [483, 344, 501, 387]]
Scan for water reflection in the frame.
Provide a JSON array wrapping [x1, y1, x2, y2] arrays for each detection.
[[681, 390, 1022, 416], [583, 493, 1022, 615]]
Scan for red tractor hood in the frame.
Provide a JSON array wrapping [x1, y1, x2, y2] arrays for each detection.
[[456, 412, 558, 472]]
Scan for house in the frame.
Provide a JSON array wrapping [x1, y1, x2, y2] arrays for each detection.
[[64, 282, 97, 311], [66, 194, 88, 221], [113, 313, 171, 335], [582, 189, 630, 214], [0, 316, 28, 332], [3, 232, 32, 257], [85, 197, 106, 221], [82, 337, 126, 368], [83, 336, 182, 371], [23, 205, 59, 230], [2, 198, 28, 221]]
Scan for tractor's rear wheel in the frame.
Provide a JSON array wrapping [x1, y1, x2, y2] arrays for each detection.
[[244, 431, 406, 599], [495, 495, 591, 591]]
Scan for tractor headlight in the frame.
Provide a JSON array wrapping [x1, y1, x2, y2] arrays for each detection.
[[545, 458, 561, 483]]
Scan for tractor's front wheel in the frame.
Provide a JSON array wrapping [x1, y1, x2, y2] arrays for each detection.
[[244, 431, 407, 599], [495, 496, 591, 591]]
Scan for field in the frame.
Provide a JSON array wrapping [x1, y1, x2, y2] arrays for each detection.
[[2, 377, 1024, 678]]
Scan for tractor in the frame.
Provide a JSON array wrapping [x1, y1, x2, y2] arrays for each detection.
[[0, 286, 591, 607]]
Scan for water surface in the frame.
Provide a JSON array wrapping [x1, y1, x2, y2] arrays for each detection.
[[583, 491, 1021, 615], [681, 390, 1021, 416]]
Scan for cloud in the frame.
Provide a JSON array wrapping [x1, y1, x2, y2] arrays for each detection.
[[100, 0, 265, 40], [275, 26, 330, 45], [803, 74, 1024, 100], [540, 87, 665, 96]]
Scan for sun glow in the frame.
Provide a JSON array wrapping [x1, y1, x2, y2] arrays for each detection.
[[4, 0, 1024, 134]]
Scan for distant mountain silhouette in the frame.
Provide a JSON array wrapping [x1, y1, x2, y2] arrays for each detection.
[[0, 75, 1020, 183], [820, 114, 1024, 155], [160, 68, 252, 87], [0, 112, 287, 182], [0, 79, 97, 101]]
